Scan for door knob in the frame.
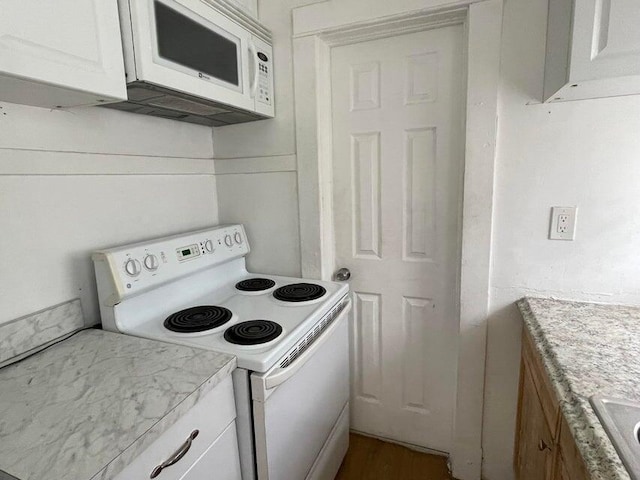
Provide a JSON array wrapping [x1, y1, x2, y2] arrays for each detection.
[[334, 268, 351, 281]]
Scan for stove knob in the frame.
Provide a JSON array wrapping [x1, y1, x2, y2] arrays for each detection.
[[234, 232, 242, 244], [204, 239, 214, 253], [124, 258, 141, 277], [143, 254, 159, 271], [224, 234, 233, 247]]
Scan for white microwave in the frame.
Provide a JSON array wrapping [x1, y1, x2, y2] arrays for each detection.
[[105, 0, 274, 126]]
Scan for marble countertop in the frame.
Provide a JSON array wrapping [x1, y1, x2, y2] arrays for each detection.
[[0, 329, 236, 480], [518, 297, 640, 480]]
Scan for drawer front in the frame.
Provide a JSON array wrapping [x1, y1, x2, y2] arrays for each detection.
[[522, 330, 560, 436], [181, 422, 242, 479], [114, 376, 236, 480]]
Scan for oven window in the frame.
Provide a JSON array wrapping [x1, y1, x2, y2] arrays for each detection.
[[154, 1, 239, 86]]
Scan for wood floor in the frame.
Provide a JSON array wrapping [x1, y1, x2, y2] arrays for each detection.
[[335, 434, 453, 480]]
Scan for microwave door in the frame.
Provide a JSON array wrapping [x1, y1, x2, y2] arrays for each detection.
[[128, 0, 254, 111]]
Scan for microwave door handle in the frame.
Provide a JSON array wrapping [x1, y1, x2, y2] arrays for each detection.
[[249, 42, 259, 99], [263, 299, 352, 390]]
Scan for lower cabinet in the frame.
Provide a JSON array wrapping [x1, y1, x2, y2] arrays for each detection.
[[114, 375, 241, 480], [515, 366, 554, 479], [555, 415, 591, 480], [514, 331, 589, 480]]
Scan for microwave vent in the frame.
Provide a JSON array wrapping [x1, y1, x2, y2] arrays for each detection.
[[147, 95, 231, 116], [102, 82, 268, 127]]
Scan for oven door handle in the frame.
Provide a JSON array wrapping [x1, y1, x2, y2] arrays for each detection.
[[257, 299, 352, 393]]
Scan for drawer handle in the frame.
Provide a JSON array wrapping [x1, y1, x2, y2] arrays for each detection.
[[150, 429, 199, 478], [537, 439, 551, 452]]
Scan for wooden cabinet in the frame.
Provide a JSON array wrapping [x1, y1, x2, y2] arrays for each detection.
[[0, 0, 127, 108], [515, 366, 555, 479], [555, 415, 591, 480], [515, 331, 590, 480], [544, 0, 640, 102]]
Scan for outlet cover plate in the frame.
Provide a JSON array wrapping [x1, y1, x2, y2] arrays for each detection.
[[549, 206, 577, 240]]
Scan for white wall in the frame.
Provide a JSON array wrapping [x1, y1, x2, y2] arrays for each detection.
[[0, 102, 217, 326], [216, 169, 301, 277], [212, 0, 327, 277], [482, 0, 640, 478]]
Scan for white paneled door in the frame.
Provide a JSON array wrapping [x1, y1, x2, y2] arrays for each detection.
[[331, 25, 464, 453]]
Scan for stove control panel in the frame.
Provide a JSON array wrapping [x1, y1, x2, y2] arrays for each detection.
[[92, 224, 250, 306]]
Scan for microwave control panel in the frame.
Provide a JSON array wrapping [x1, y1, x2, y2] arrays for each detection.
[[256, 50, 272, 106]]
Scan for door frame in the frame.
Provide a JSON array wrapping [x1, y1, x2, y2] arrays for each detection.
[[291, 2, 502, 479]]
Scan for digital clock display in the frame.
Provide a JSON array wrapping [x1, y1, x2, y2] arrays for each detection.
[[176, 244, 200, 262]]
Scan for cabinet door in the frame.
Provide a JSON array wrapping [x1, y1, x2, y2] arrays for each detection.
[[571, 0, 640, 81], [553, 416, 590, 480], [0, 0, 126, 107], [544, 0, 640, 101], [555, 455, 571, 480], [515, 364, 555, 480]]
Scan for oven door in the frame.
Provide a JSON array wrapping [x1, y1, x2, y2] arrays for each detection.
[[250, 301, 351, 480], [127, 0, 255, 111]]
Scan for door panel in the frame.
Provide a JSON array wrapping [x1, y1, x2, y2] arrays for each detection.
[[331, 25, 464, 452], [353, 292, 382, 402], [352, 133, 382, 259]]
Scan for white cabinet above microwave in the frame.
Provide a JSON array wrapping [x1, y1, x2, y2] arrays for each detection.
[[544, 0, 640, 102], [0, 0, 127, 108], [105, 0, 275, 126]]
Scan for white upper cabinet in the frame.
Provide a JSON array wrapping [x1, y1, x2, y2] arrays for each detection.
[[0, 0, 127, 108], [544, 0, 640, 102]]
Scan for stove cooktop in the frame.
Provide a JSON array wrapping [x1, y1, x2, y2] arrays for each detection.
[[113, 271, 349, 372], [95, 225, 350, 373]]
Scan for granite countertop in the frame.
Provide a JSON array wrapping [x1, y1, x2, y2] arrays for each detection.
[[518, 297, 640, 480], [0, 329, 236, 480]]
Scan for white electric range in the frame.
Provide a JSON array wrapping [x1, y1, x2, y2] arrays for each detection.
[[93, 224, 351, 480]]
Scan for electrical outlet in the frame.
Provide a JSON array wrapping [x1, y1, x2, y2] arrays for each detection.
[[557, 214, 569, 233], [549, 207, 577, 240]]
